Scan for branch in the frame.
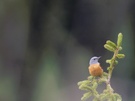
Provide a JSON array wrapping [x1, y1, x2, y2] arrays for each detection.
[[78, 33, 125, 101]]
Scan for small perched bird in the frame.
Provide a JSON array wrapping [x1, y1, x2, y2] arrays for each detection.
[[88, 56, 103, 76]]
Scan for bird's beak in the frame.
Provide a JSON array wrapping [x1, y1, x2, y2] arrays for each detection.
[[98, 56, 101, 59]]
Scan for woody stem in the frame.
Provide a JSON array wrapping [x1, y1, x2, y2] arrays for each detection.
[[107, 48, 119, 92]]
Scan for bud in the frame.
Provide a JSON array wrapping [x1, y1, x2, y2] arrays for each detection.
[[88, 76, 93, 80], [104, 44, 115, 52], [113, 93, 122, 101], [119, 46, 122, 51], [81, 92, 92, 101], [106, 40, 117, 49], [114, 60, 118, 65], [116, 54, 125, 59], [106, 59, 111, 64], [117, 33, 123, 47], [92, 82, 98, 89], [107, 67, 111, 71]]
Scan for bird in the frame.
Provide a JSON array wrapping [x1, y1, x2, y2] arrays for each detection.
[[88, 56, 103, 76]]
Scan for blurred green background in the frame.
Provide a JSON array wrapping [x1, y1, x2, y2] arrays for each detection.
[[0, 0, 135, 101]]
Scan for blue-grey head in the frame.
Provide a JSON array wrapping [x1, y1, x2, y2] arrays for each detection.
[[89, 56, 101, 65]]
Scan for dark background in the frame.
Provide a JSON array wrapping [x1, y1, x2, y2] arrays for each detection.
[[0, 0, 135, 101]]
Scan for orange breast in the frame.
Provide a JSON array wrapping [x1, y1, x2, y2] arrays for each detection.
[[88, 63, 103, 76]]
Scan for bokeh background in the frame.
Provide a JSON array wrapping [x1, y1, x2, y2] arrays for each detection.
[[0, 0, 135, 101]]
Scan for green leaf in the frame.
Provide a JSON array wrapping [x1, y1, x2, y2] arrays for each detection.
[[79, 85, 93, 91], [78, 81, 83, 86], [117, 33, 123, 47], [119, 46, 122, 51], [114, 60, 118, 65], [104, 44, 115, 52], [111, 95, 117, 101], [81, 92, 92, 101], [106, 59, 111, 64], [99, 93, 110, 101], [103, 72, 108, 76], [107, 67, 111, 71], [113, 93, 122, 101], [78, 80, 91, 86], [92, 98, 98, 101], [88, 76, 94, 80], [116, 54, 125, 59], [98, 79, 106, 84], [103, 89, 109, 93], [106, 40, 117, 49], [98, 74, 108, 83], [92, 82, 98, 89]]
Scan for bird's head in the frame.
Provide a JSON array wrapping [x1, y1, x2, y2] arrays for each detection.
[[89, 56, 101, 65]]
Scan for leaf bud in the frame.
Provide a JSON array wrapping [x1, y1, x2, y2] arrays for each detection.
[[104, 44, 115, 52], [117, 33, 123, 47]]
